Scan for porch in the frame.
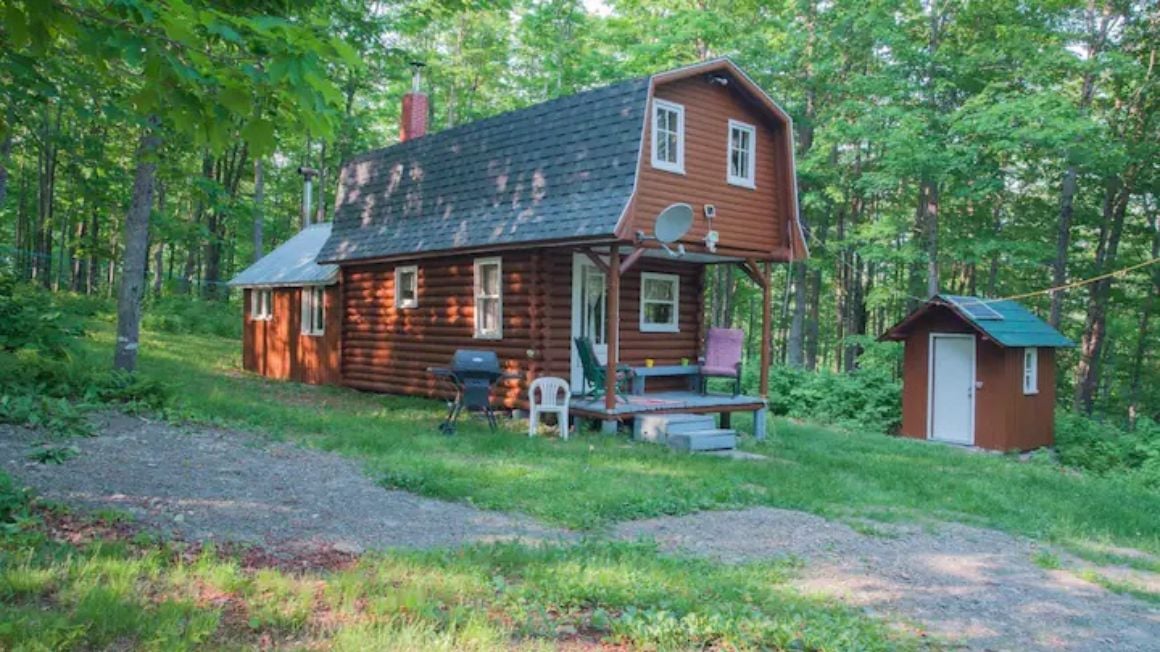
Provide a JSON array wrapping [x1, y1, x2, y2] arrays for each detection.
[[568, 243, 776, 439], [570, 390, 769, 439]]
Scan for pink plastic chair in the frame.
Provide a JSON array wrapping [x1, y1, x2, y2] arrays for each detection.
[[699, 328, 744, 396]]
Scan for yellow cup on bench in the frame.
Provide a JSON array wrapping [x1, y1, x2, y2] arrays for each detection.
[[644, 358, 655, 368]]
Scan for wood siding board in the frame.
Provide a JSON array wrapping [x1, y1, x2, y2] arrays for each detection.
[[628, 76, 789, 257]]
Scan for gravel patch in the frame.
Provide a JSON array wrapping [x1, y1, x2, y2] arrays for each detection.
[[616, 507, 1160, 651], [0, 413, 569, 553]]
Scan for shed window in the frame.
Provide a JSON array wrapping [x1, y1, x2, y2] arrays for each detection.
[[395, 265, 418, 309], [301, 286, 325, 336], [640, 272, 680, 333], [1023, 348, 1038, 395], [727, 120, 756, 187], [651, 99, 685, 174], [474, 257, 503, 339], [250, 289, 272, 320]]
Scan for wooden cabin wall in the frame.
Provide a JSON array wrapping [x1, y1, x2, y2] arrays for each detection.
[[898, 305, 1055, 451], [341, 252, 539, 407], [241, 286, 341, 386], [339, 249, 707, 407], [627, 75, 792, 258]]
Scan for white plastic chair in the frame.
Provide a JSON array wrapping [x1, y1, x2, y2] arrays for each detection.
[[529, 377, 571, 439]]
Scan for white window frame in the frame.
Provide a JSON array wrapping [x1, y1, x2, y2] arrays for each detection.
[[301, 286, 325, 336], [1023, 347, 1038, 395], [727, 119, 757, 188], [639, 272, 680, 333], [395, 265, 419, 309], [650, 99, 685, 174], [250, 288, 272, 321], [473, 257, 503, 340]]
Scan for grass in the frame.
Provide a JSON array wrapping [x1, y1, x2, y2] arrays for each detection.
[[74, 320, 1160, 555], [0, 489, 926, 651]]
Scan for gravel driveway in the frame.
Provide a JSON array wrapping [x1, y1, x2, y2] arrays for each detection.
[[0, 413, 568, 553], [616, 507, 1160, 652]]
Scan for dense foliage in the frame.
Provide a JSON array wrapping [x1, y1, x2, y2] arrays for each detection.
[[0, 0, 1155, 419]]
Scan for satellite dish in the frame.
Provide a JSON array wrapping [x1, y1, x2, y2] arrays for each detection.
[[654, 203, 694, 244]]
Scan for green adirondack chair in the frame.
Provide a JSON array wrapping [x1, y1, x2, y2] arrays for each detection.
[[574, 336, 632, 401]]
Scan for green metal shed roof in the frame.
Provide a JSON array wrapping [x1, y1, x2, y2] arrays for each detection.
[[938, 295, 1074, 348]]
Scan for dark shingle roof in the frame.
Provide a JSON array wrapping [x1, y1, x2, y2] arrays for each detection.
[[228, 223, 338, 287], [317, 77, 649, 263]]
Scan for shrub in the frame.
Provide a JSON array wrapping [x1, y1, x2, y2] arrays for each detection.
[[0, 275, 85, 358], [1056, 412, 1160, 488], [143, 295, 241, 339], [759, 364, 901, 434]]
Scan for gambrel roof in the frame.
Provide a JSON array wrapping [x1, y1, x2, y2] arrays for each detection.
[[229, 223, 338, 288], [318, 78, 650, 263], [318, 58, 804, 264]]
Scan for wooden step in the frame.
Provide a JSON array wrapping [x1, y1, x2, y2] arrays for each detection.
[[667, 429, 737, 452]]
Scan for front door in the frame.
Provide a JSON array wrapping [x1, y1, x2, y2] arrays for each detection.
[[571, 253, 608, 390], [928, 333, 975, 445]]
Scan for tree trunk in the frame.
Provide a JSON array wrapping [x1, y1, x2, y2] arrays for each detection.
[[1126, 212, 1158, 427], [1074, 177, 1131, 413], [253, 158, 264, 262], [921, 179, 939, 298], [787, 262, 807, 367], [152, 180, 166, 298], [0, 130, 11, 208], [113, 122, 161, 372]]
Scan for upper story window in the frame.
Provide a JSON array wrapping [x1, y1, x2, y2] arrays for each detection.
[[474, 257, 503, 339], [1023, 348, 1038, 395], [395, 265, 418, 309], [640, 272, 680, 333], [301, 286, 325, 336], [651, 99, 685, 174], [250, 289, 272, 320], [727, 119, 756, 188]]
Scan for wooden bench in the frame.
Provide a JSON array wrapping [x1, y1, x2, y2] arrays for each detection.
[[629, 364, 701, 395]]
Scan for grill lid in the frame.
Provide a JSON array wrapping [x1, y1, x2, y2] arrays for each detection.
[[450, 349, 502, 375]]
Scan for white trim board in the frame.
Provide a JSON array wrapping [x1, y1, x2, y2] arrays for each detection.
[[926, 332, 976, 446]]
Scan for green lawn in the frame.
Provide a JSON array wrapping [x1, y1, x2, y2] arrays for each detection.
[[84, 321, 1160, 554], [0, 486, 923, 651]]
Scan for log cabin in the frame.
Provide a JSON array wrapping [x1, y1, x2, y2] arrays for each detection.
[[234, 58, 807, 439]]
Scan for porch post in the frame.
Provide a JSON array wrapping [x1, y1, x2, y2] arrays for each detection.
[[604, 246, 621, 414], [757, 261, 772, 440], [759, 261, 772, 398]]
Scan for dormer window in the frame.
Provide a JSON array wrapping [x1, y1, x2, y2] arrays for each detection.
[[727, 120, 756, 187], [651, 99, 685, 174]]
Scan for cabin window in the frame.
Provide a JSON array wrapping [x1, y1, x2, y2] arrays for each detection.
[[651, 99, 685, 174], [250, 289, 272, 320], [301, 286, 325, 336], [474, 257, 503, 339], [727, 119, 756, 187], [640, 272, 680, 333], [395, 265, 418, 309], [1023, 348, 1038, 395]]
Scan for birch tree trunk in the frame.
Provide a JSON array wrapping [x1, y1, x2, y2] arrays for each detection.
[[253, 158, 264, 262], [113, 121, 161, 372]]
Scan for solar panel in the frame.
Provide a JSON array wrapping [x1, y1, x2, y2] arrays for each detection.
[[946, 296, 1004, 320]]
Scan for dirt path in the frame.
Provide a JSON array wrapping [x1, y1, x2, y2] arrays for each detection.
[[0, 414, 569, 554], [615, 507, 1160, 652]]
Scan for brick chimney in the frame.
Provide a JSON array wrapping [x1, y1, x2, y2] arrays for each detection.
[[400, 62, 428, 142]]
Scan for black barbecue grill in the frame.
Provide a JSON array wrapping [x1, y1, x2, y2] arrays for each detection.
[[428, 350, 518, 434]]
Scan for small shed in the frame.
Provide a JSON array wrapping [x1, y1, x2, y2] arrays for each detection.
[[228, 223, 341, 385], [880, 295, 1073, 451]]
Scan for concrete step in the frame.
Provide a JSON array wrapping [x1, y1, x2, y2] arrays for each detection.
[[665, 416, 718, 435], [634, 413, 716, 443], [667, 428, 737, 452]]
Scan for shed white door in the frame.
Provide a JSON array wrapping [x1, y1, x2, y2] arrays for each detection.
[[571, 253, 608, 390], [928, 334, 975, 445]]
